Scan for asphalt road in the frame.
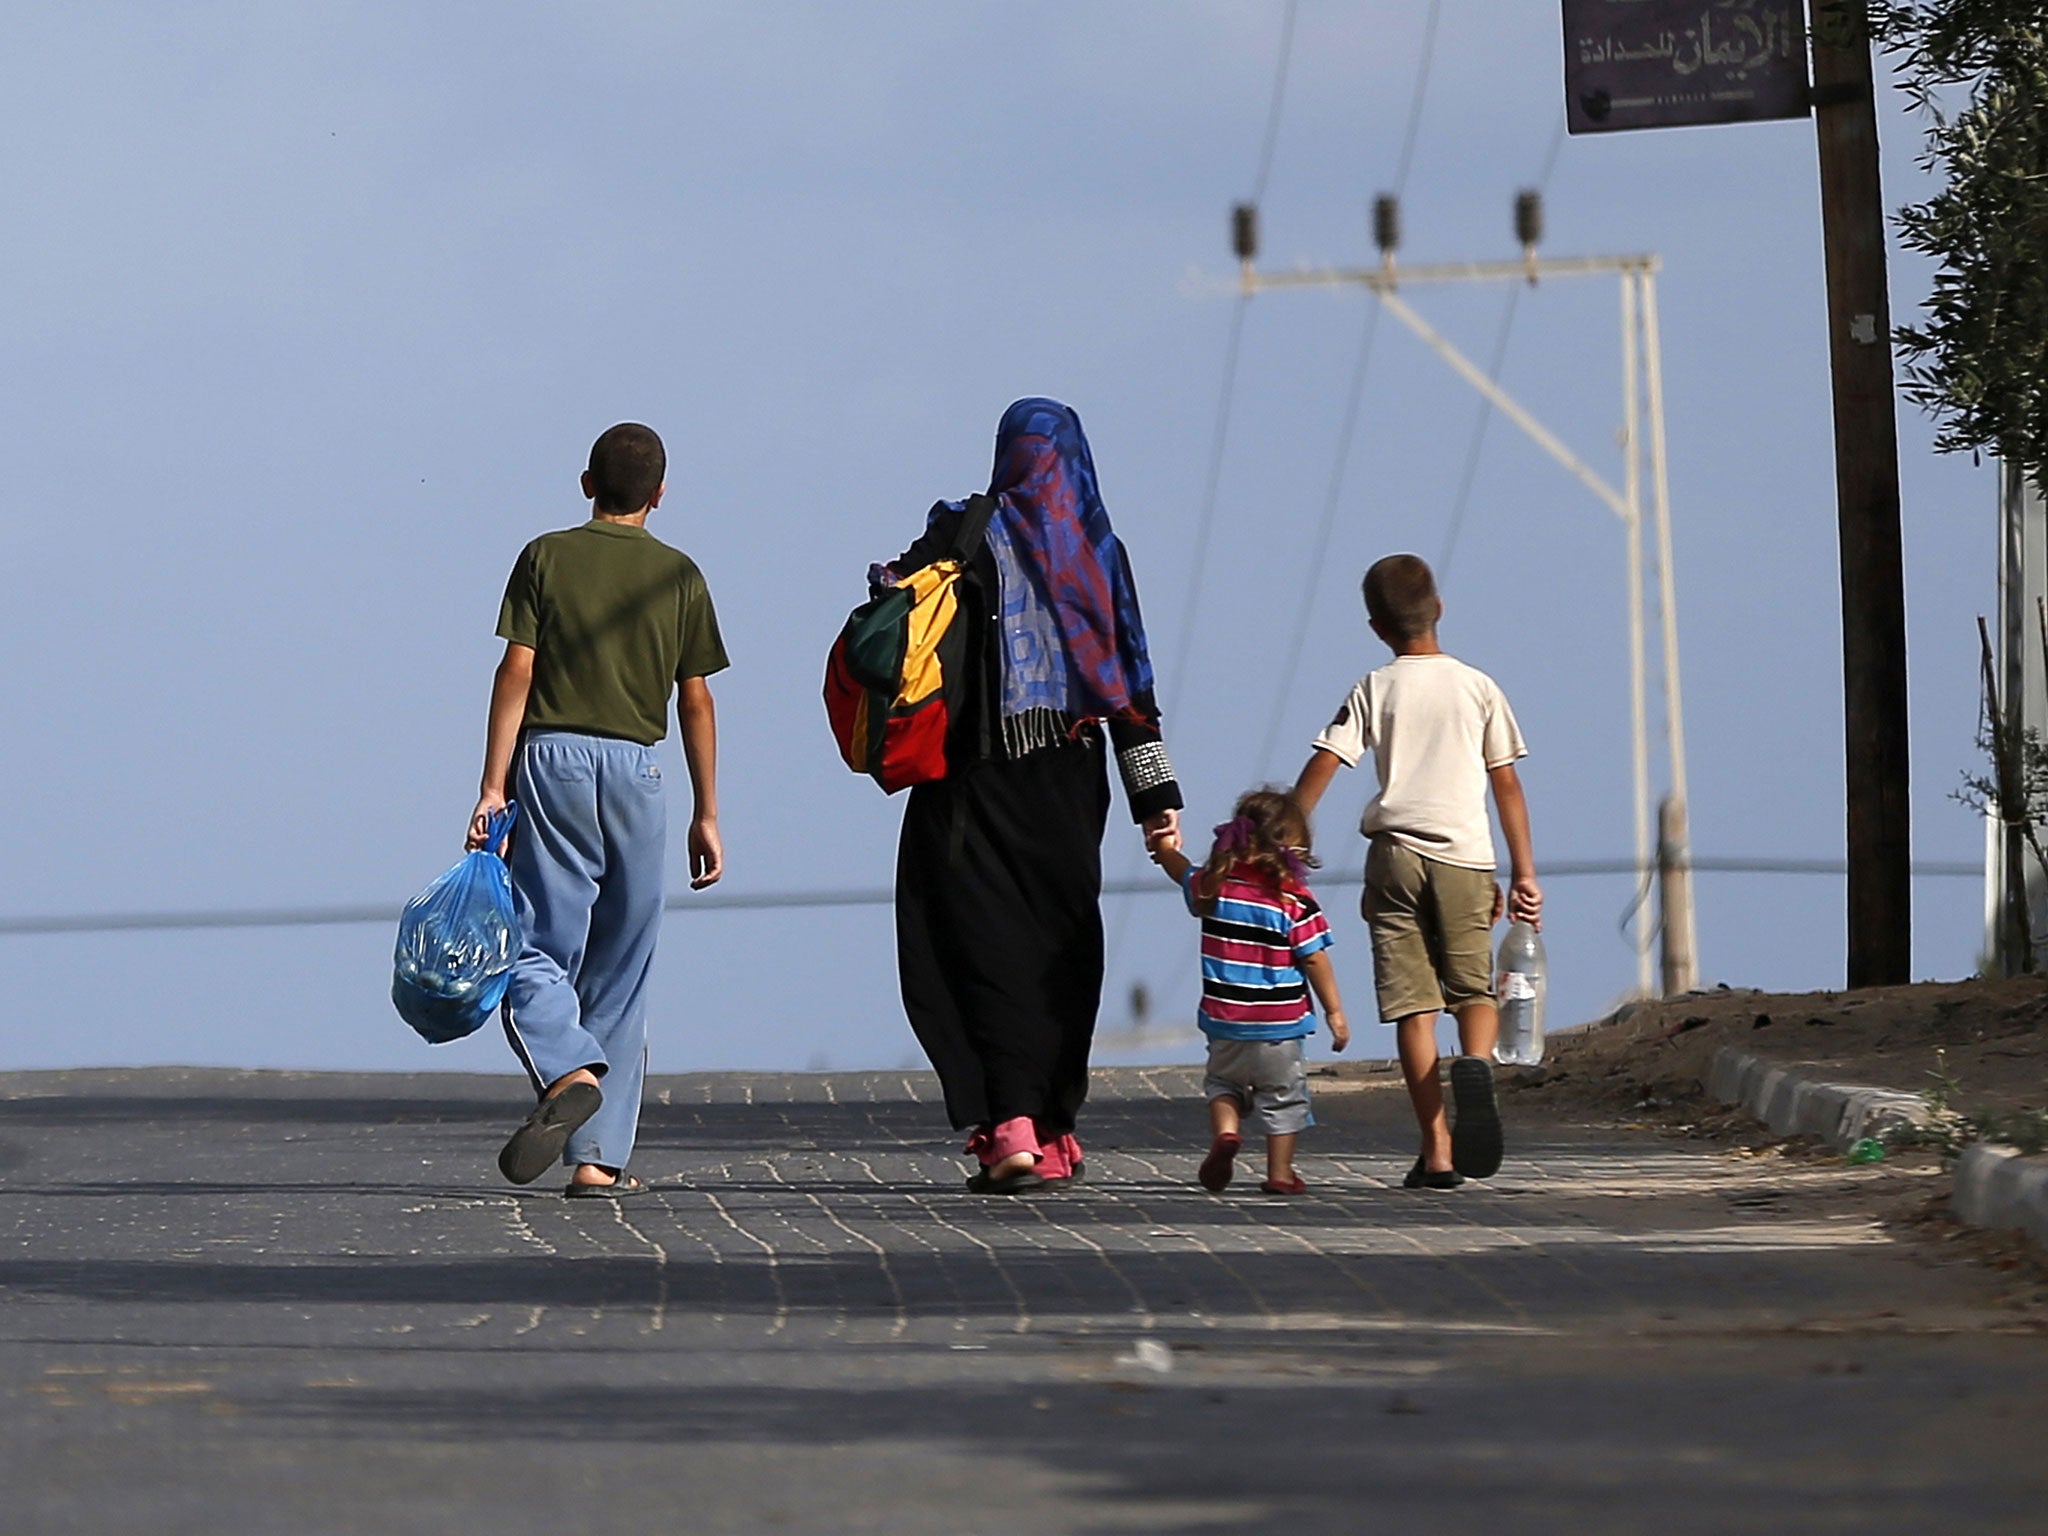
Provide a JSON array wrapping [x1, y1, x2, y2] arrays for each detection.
[[1, 1065, 2042, 1534]]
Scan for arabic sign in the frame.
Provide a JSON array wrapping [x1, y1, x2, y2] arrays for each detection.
[[1563, 0, 1810, 134]]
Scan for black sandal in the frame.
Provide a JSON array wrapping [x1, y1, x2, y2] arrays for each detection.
[[1403, 1158, 1466, 1190], [565, 1173, 650, 1199], [1448, 1056, 1503, 1179], [965, 1166, 1045, 1195], [497, 1081, 602, 1186]]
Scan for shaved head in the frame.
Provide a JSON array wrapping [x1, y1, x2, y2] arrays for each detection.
[[1363, 554, 1440, 641], [587, 422, 665, 514]]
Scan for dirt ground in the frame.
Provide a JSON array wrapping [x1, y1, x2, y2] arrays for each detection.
[[1490, 975, 2048, 1127], [1322, 974, 2048, 1287]]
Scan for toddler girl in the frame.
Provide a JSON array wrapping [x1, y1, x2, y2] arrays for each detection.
[[1149, 789, 1349, 1194]]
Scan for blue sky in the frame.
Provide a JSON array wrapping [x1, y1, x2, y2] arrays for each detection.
[[0, 2, 1993, 1076]]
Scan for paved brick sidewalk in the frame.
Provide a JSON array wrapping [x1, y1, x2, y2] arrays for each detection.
[[1, 1067, 2043, 1534]]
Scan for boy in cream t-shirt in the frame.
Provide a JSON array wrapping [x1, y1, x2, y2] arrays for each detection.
[[1293, 554, 1542, 1190]]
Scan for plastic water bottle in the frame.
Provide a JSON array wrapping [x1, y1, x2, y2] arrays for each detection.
[[1493, 921, 1547, 1066]]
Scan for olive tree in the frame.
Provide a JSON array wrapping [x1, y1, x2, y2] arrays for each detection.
[[1872, 2, 2048, 496]]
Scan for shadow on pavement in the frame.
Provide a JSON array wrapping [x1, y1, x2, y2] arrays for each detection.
[[0, 1095, 519, 1128], [230, 1371, 2038, 1536], [0, 1228, 1900, 1326], [0, 1090, 1202, 1154]]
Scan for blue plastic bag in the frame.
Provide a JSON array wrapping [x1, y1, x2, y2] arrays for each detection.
[[392, 805, 521, 1045]]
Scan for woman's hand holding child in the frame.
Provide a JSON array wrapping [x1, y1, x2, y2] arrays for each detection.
[[1142, 808, 1181, 852], [1148, 820, 1190, 884]]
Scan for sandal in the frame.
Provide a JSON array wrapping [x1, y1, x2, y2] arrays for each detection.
[[965, 1166, 1045, 1195], [1259, 1174, 1307, 1196], [497, 1081, 602, 1186], [1449, 1056, 1503, 1179], [564, 1173, 650, 1199], [1198, 1133, 1242, 1192], [1402, 1158, 1466, 1190]]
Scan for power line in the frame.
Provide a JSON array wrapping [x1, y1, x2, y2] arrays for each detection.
[[1248, 0, 1298, 206], [1158, 0, 1299, 725], [1415, 120, 1622, 967], [0, 857, 1981, 939], [1387, 3, 1441, 198], [1105, 1, 1301, 978], [1437, 121, 1569, 581], [1160, 298, 1253, 726], [1253, 0, 1442, 779]]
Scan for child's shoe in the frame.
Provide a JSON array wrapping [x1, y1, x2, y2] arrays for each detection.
[[1259, 1174, 1307, 1196], [1448, 1055, 1503, 1179], [1197, 1132, 1242, 1191], [1402, 1157, 1466, 1190]]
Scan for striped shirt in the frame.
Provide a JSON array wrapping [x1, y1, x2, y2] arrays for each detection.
[[1182, 865, 1334, 1041]]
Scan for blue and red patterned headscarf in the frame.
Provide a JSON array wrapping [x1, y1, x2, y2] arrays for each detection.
[[974, 398, 1159, 751]]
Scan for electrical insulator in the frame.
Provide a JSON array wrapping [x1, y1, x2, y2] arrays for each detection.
[[1231, 203, 1259, 263], [1373, 194, 1401, 256], [1514, 189, 1544, 252]]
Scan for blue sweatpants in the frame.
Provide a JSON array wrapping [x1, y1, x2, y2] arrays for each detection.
[[502, 730, 667, 1172]]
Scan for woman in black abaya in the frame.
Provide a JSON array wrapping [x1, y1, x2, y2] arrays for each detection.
[[887, 398, 1182, 1193]]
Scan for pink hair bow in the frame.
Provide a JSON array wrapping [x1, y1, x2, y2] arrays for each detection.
[[1211, 815, 1310, 884]]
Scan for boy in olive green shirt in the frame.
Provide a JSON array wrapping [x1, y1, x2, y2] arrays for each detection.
[[469, 422, 728, 1196]]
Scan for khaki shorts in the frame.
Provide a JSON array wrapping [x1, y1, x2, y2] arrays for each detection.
[[1362, 836, 1497, 1022], [1203, 1036, 1313, 1136]]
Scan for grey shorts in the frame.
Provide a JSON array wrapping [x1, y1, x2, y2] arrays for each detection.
[[1203, 1036, 1314, 1136]]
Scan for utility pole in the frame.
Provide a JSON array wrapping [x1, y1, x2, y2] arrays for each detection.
[[1811, 0, 1911, 986], [1658, 795, 1698, 994], [1223, 202, 1694, 996]]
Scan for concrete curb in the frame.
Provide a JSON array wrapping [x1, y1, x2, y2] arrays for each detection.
[[1953, 1143, 2048, 1249], [1705, 1046, 1931, 1152], [1707, 1046, 2048, 1250]]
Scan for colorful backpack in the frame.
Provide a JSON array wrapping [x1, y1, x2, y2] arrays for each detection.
[[824, 494, 995, 793]]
